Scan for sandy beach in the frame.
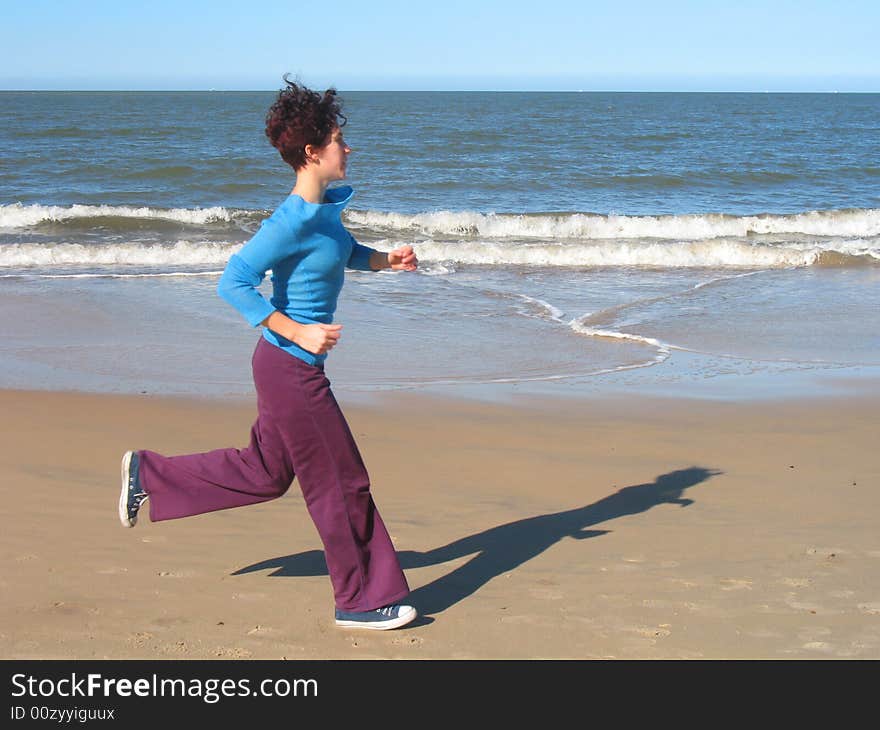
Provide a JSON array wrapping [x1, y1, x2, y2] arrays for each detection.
[[2, 386, 878, 660]]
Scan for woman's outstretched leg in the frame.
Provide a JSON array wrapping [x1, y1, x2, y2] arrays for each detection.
[[124, 340, 295, 523], [138, 415, 295, 521]]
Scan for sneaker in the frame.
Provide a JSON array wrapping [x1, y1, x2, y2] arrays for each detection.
[[119, 450, 149, 528], [334, 604, 418, 630]]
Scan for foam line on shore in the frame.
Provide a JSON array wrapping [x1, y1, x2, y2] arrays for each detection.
[[347, 207, 880, 240]]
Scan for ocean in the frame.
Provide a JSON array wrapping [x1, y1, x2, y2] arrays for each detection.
[[1, 90, 878, 401]]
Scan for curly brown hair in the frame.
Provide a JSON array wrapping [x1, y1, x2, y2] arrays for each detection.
[[264, 76, 347, 171]]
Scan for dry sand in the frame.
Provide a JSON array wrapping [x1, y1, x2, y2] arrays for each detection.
[[1, 387, 878, 659]]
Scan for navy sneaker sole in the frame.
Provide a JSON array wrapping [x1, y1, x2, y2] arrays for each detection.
[[119, 450, 139, 528], [335, 605, 418, 630]]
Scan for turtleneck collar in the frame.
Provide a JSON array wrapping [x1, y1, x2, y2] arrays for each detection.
[[289, 185, 354, 214]]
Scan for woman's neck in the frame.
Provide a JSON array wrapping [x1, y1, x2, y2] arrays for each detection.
[[291, 169, 330, 204]]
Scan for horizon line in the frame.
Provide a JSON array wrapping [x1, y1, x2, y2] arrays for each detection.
[[2, 88, 879, 94]]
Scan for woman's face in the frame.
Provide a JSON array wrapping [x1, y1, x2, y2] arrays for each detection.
[[311, 127, 351, 181]]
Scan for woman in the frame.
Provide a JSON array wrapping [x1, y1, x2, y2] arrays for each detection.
[[118, 79, 419, 631]]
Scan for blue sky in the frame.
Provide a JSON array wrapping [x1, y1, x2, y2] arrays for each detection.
[[2, 0, 878, 91]]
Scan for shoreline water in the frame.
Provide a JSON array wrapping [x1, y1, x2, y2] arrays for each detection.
[[2, 267, 878, 407]]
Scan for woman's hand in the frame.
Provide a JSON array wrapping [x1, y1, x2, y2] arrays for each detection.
[[387, 245, 418, 271], [262, 312, 342, 355], [293, 323, 343, 355]]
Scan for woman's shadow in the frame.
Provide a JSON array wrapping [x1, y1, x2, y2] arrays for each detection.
[[233, 466, 721, 617]]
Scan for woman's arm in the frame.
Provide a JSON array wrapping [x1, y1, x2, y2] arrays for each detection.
[[347, 231, 418, 272], [262, 240, 418, 353], [218, 216, 293, 326], [218, 217, 341, 355]]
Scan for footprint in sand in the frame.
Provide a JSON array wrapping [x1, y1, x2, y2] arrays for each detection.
[[806, 547, 848, 559], [786, 597, 825, 613], [857, 602, 880, 615], [49, 601, 86, 616], [631, 625, 672, 639], [128, 631, 154, 648], [642, 598, 673, 609], [802, 641, 834, 653], [214, 647, 253, 658], [669, 578, 700, 588], [246, 625, 278, 636], [719, 578, 753, 591], [232, 592, 268, 602], [780, 577, 811, 588], [159, 641, 192, 655]]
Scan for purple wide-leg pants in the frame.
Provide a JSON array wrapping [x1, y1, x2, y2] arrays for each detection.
[[138, 337, 410, 612]]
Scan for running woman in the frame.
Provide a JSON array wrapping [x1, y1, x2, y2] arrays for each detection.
[[118, 78, 419, 631]]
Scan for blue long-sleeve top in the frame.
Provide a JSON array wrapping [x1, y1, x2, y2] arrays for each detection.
[[217, 185, 377, 366]]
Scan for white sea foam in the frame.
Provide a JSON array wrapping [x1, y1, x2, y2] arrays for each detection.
[[0, 203, 234, 228], [8, 204, 880, 240], [517, 295, 567, 321], [570, 323, 670, 353], [569, 320, 674, 365], [515, 293, 675, 369], [3, 236, 874, 271], [0, 240, 240, 267], [692, 270, 767, 290], [418, 262, 456, 276], [410, 239, 838, 268], [347, 208, 880, 240], [0, 271, 224, 279]]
